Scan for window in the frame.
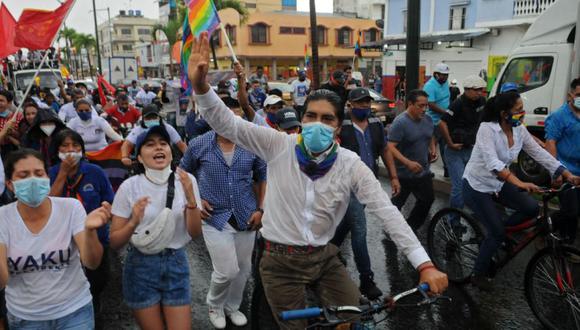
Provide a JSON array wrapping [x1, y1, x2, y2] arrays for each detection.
[[317, 26, 327, 45], [336, 27, 352, 46], [251, 23, 268, 44], [498, 56, 554, 94], [246, 3, 256, 8], [120, 28, 132, 35], [280, 27, 306, 35], [403, 10, 408, 33], [364, 29, 379, 42], [282, 0, 297, 10], [225, 25, 236, 45], [211, 29, 221, 47], [449, 6, 466, 30], [137, 28, 150, 35], [122, 44, 133, 51]]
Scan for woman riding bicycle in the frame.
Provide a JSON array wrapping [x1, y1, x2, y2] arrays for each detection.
[[462, 92, 580, 291]]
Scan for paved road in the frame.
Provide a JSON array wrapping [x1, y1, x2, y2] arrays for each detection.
[[100, 176, 546, 329]]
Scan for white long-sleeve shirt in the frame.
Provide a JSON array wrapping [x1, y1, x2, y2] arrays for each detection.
[[464, 122, 564, 193], [195, 89, 430, 268]]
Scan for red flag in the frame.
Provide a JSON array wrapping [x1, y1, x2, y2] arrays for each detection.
[[14, 0, 75, 50], [97, 75, 116, 106], [0, 4, 19, 58]]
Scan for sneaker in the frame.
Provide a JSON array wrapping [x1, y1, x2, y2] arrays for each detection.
[[226, 310, 248, 327], [209, 308, 226, 329], [360, 273, 383, 300], [471, 275, 494, 292]]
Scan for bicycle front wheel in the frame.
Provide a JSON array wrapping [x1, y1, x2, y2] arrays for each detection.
[[427, 208, 484, 283], [525, 245, 580, 330]]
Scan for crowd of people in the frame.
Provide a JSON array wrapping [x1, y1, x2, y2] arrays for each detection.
[[0, 32, 577, 330]]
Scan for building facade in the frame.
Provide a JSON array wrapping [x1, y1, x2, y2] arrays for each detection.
[[213, 8, 382, 81], [380, 0, 559, 99], [98, 10, 158, 59], [333, 0, 386, 20]]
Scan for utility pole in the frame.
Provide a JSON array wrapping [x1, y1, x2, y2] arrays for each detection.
[[309, 0, 320, 89], [405, 0, 420, 95], [108, 7, 114, 57], [92, 0, 102, 75]]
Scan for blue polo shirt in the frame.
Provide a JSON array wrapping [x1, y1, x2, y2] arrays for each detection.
[[423, 77, 450, 126], [49, 160, 115, 245], [545, 103, 580, 175]]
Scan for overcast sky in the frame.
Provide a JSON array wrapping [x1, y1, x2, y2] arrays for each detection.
[[3, 0, 333, 36]]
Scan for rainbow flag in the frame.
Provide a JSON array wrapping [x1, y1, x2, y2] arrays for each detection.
[[180, 0, 221, 94], [304, 44, 310, 69]]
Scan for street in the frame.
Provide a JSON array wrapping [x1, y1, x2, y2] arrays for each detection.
[[100, 175, 544, 329]]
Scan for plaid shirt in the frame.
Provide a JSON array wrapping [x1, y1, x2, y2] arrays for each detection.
[[179, 131, 267, 231]]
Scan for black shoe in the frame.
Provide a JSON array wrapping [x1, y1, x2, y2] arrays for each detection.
[[360, 273, 383, 300], [471, 275, 494, 292]]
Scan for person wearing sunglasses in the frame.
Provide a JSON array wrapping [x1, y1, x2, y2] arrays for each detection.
[[462, 92, 580, 292]]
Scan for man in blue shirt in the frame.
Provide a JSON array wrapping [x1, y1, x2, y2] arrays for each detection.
[[423, 63, 451, 176], [545, 77, 580, 243]]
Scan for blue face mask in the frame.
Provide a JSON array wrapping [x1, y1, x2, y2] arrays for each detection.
[[267, 112, 278, 124], [351, 107, 371, 120], [78, 111, 92, 121], [0, 111, 9, 118], [13, 177, 50, 208], [301, 122, 335, 153], [144, 119, 160, 128]]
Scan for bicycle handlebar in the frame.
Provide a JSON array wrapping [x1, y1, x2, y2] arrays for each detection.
[[279, 283, 432, 322]]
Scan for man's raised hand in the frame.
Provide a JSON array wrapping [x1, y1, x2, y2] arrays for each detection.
[[187, 32, 211, 95]]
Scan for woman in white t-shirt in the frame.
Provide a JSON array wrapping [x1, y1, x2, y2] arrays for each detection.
[[110, 125, 202, 329], [67, 99, 123, 152], [0, 148, 111, 329]]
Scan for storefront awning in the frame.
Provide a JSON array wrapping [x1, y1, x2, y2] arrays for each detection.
[[361, 28, 490, 49]]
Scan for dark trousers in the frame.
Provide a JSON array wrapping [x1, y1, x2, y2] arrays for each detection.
[[85, 246, 110, 315], [553, 188, 580, 242], [463, 179, 539, 276], [391, 175, 435, 231]]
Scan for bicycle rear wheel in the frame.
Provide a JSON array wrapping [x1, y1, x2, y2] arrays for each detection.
[[525, 245, 580, 330], [427, 208, 484, 283]]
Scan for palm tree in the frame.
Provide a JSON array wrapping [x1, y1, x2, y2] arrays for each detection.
[[61, 28, 78, 74], [152, 19, 182, 78], [73, 33, 97, 78]]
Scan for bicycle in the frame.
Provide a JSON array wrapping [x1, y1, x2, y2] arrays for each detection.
[[279, 283, 450, 329], [427, 183, 580, 330]]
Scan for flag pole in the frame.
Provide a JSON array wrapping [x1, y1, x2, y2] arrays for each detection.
[[12, 0, 76, 117], [219, 22, 238, 64]]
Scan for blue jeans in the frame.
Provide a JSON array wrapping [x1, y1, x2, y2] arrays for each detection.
[[330, 194, 372, 277], [444, 146, 473, 209], [122, 246, 191, 309], [7, 302, 94, 330], [463, 179, 539, 276]]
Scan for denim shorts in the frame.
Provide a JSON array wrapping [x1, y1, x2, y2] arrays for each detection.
[[122, 246, 191, 309], [7, 302, 94, 330]]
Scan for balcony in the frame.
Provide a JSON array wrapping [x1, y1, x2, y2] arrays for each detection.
[[513, 0, 557, 18]]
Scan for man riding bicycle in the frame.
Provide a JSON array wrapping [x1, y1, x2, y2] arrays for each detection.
[[186, 32, 448, 329]]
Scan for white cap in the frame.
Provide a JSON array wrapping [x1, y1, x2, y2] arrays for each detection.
[[264, 95, 284, 107], [462, 75, 487, 89], [434, 63, 450, 74], [450, 79, 458, 85]]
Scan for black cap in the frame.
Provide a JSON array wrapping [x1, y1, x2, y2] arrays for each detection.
[[276, 108, 301, 130], [142, 104, 160, 117], [221, 95, 240, 108], [332, 70, 345, 80], [348, 88, 373, 102], [135, 125, 171, 155]]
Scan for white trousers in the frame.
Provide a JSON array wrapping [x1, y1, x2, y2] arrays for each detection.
[[202, 223, 256, 312]]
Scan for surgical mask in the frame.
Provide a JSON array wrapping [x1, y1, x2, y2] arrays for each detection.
[[267, 112, 278, 124], [508, 112, 525, 127], [144, 120, 160, 128], [58, 152, 83, 164], [144, 165, 172, 185], [78, 111, 92, 121], [301, 122, 335, 153], [13, 177, 50, 208], [351, 107, 371, 120], [0, 111, 9, 118], [573, 97, 580, 109], [40, 123, 56, 136]]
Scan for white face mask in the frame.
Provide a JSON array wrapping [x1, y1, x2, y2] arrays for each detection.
[[573, 96, 580, 109], [144, 165, 172, 185], [40, 123, 56, 136], [58, 152, 83, 164]]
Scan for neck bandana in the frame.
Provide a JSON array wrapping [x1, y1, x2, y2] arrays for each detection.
[[295, 134, 338, 181]]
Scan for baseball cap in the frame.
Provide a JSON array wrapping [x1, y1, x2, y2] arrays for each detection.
[[462, 75, 487, 89], [264, 95, 284, 107], [135, 125, 171, 155], [221, 95, 240, 108], [500, 82, 518, 93], [142, 104, 160, 117], [450, 79, 458, 85], [348, 88, 373, 102], [333, 70, 346, 80], [434, 63, 450, 74], [276, 108, 301, 130]]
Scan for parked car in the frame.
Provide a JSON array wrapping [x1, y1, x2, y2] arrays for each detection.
[[368, 88, 397, 125]]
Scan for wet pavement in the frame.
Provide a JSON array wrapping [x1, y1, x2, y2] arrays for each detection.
[[100, 177, 546, 329]]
